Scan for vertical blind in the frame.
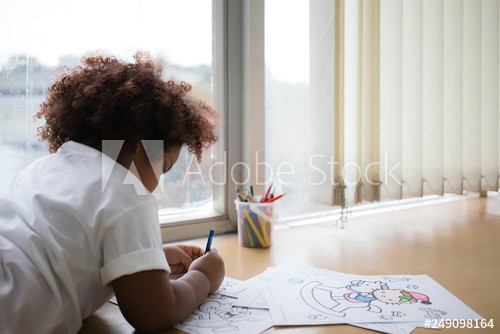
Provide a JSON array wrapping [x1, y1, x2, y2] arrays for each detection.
[[312, 0, 500, 207]]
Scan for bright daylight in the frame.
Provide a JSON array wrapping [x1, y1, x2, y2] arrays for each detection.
[[0, 1, 498, 334]]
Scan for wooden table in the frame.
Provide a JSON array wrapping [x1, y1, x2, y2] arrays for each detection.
[[79, 196, 500, 333]]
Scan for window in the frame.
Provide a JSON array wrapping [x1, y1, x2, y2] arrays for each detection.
[[0, 0, 229, 237], [263, 0, 500, 226], [265, 0, 316, 220]]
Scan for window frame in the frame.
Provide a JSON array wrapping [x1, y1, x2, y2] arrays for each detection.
[[160, 0, 244, 242], [0, 0, 244, 243]]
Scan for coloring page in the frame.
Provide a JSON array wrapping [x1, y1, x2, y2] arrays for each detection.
[[216, 277, 248, 298], [353, 322, 419, 334], [353, 322, 418, 334], [263, 266, 483, 326], [244, 267, 279, 286], [174, 277, 273, 334], [217, 276, 270, 310], [240, 267, 419, 334], [253, 266, 421, 333], [233, 288, 269, 310], [217, 278, 269, 309]]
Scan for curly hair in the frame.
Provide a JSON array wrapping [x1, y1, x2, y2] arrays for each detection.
[[35, 52, 218, 161]]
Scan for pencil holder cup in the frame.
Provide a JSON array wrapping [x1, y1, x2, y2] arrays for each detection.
[[235, 200, 277, 248]]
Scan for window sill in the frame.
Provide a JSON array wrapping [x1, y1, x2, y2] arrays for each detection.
[[159, 207, 224, 226], [159, 208, 236, 243], [276, 192, 481, 229]]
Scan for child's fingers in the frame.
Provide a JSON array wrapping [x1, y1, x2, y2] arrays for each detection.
[[193, 246, 204, 258], [179, 245, 204, 259], [187, 245, 204, 258], [169, 263, 185, 275], [174, 248, 194, 269]]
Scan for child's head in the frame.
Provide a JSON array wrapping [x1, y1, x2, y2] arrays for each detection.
[[36, 52, 219, 191]]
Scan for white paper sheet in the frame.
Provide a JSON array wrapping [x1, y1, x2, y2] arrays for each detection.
[[239, 267, 419, 334], [233, 287, 269, 309], [353, 322, 417, 334], [262, 265, 483, 326], [174, 277, 273, 334], [216, 277, 249, 298], [271, 265, 423, 332]]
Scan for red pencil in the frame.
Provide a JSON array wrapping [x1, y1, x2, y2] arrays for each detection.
[[262, 183, 273, 202], [264, 193, 286, 203]]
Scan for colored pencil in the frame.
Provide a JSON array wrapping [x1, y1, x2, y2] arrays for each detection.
[[204, 229, 215, 254], [244, 212, 266, 247], [236, 187, 245, 202], [258, 217, 271, 246], [264, 193, 286, 203], [262, 183, 273, 202], [244, 222, 255, 247]]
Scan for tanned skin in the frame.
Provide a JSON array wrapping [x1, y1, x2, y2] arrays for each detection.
[[111, 143, 225, 333]]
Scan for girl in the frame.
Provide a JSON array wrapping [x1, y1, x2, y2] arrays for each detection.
[[0, 53, 225, 333]]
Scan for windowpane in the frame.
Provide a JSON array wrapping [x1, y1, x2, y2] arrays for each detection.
[[265, 0, 317, 219], [265, 0, 350, 220], [0, 0, 217, 217]]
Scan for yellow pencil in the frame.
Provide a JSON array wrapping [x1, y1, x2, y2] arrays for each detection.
[[258, 217, 271, 246], [244, 212, 266, 247]]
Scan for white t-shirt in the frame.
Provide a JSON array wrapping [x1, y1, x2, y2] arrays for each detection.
[[0, 141, 171, 334]]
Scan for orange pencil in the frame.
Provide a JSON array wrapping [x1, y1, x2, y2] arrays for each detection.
[[264, 193, 286, 203]]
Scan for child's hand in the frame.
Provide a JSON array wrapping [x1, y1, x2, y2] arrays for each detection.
[[163, 245, 204, 274], [188, 248, 225, 293], [112, 247, 223, 331]]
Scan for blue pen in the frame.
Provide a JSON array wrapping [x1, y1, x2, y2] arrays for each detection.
[[204, 229, 215, 254]]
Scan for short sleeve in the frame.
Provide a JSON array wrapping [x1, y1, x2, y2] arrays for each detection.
[[100, 203, 171, 286]]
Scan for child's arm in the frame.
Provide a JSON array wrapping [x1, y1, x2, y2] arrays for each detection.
[[111, 249, 224, 333]]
